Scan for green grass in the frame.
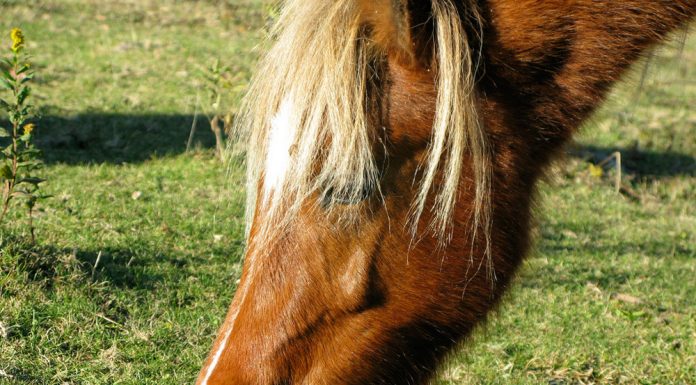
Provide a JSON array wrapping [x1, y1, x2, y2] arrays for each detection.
[[0, 1, 694, 384]]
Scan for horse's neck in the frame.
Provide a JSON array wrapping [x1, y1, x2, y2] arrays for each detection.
[[481, 0, 695, 166]]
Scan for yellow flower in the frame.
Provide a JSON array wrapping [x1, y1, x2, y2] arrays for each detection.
[[23, 123, 35, 135], [10, 28, 24, 53], [588, 164, 604, 178]]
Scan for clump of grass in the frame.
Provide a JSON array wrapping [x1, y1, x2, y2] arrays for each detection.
[[203, 59, 233, 162], [0, 27, 48, 242], [199, 59, 237, 162]]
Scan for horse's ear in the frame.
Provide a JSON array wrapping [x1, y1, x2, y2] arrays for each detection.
[[359, 0, 414, 65]]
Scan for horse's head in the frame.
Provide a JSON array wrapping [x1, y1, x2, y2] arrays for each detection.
[[197, 0, 695, 384], [197, 2, 504, 384]]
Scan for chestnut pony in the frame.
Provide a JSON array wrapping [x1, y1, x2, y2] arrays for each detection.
[[197, 1, 695, 384]]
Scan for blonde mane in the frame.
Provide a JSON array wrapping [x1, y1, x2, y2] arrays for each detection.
[[232, 0, 490, 264]]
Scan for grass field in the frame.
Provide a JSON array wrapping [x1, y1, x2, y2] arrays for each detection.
[[0, 1, 694, 384]]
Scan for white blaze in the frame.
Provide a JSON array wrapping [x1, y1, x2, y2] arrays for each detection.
[[263, 97, 296, 201], [199, 312, 238, 385], [200, 99, 295, 385]]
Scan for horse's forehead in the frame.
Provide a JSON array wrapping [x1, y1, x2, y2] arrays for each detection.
[[263, 97, 297, 201]]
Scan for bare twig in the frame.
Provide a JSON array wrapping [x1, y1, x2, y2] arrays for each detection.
[[210, 115, 227, 161], [675, 26, 689, 62], [186, 93, 200, 152], [91, 251, 103, 280], [633, 49, 654, 106], [613, 151, 622, 194], [597, 151, 622, 193], [96, 313, 128, 333]]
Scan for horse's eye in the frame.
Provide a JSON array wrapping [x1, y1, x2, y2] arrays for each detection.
[[320, 184, 374, 208]]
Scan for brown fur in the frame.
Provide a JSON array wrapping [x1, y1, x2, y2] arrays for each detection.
[[359, 0, 415, 65], [197, 1, 695, 384]]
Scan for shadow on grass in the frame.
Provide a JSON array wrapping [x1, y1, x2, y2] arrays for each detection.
[[1, 236, 167, 291], [29, 113, 217, 164], [568, 144, 696, 180], [0, 236, 194, 383], [5, 113, 694, 177]]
